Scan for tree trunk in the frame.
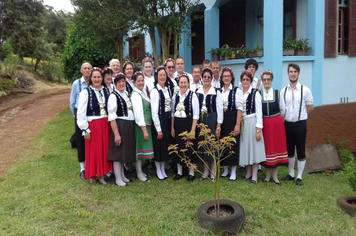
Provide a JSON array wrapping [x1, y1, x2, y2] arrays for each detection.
[[34, 59, 40, 71], [158, 28, 168, 61], [149, 27, 159, 67], [174, 32, 178, 60], [113, 38, 124, 71]]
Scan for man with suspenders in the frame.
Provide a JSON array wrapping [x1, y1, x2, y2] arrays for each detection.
[[280, 63, 314, 186], [69, 62, 92, 179]]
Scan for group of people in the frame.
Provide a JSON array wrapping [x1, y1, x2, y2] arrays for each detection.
[[69, 56, 314, 187]]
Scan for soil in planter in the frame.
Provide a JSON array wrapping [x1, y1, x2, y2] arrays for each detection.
[[207, 205, 234, 217], [347, 199, 356, 205]]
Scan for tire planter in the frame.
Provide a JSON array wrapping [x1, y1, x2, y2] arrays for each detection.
[[337, 195, 356, 217], [197, 199, 245, 234]]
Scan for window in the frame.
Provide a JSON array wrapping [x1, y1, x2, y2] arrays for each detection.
[[283, 0, 296, 39], [191, 12, 205, 65], [129, 34, 145, 63], [338, 1, 349, 54]]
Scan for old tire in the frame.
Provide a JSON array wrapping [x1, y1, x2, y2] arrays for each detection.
[[337, 195, 356, 217], [197, 199, 245, 234]]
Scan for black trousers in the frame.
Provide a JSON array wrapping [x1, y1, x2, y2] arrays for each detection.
[[74, 109, 85, 163], [284, 120, 307, 161]]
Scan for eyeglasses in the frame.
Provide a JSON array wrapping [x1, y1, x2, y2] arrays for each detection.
[[222, 75, 231, 78], [241, 78, 250, 81], [166, 66, 174, 69], [262, 78, 272, 82]]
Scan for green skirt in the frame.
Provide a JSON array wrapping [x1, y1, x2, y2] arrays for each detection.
[[135, 124, 154, 160]]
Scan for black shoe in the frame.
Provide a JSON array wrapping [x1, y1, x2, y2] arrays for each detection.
[[220, 174, 228, 178], [258, 169, 262, 173], [242, 176, 252, 180], [80, 170, 85, 180], [187, 175, 195, 182], [296, 178, 303, 186], [282, 175, 295, 181], [250, 180, 257, 184], [273, 180, 281, 185], [173, 174, 183, 181]]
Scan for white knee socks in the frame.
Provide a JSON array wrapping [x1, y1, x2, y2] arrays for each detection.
[[297, 160, 306, 180], [288, 157, 295, 177]]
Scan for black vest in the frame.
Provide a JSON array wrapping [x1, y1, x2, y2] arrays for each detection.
[[126, 81, 133, 95], [262, 89, 280, 117], [197, 88, 219, 113], [225, 87, 239, 112], [246, 88, 257, 115], [173, 90, 194, 117], [154, 86, 171, 115], [86, 86, 110, 116], [112, 90, 129, 117]]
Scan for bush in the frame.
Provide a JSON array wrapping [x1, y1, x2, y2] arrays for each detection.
[[338, 140, 353, 168], [344, 159, 356, 192], [39, 56, 63, 82], [0, 77, 15, 91]]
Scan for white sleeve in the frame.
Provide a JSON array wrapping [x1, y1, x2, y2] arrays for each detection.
[[255, 91, 263, 129], [304, 87, 314, 105], [216, 90, 223, 124], [279, 89, 286, 119], [77, 89, 90, 135], [171, 94, 176, 118], [192, 93, 200, 120], [235, 89, 244, 112], [150, 89, 162, 132], [107, 94, 118, 122], [238, 82, 242, 90], [131, 92, 146, 127]]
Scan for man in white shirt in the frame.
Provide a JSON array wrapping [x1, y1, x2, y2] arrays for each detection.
[[190, 65, 203, 91], [69, 62, 92, 179], [280, 63, 314, 186], [238, 59, 263, 91], [211, 61, 221, 88], [173, 57, 193, 82]]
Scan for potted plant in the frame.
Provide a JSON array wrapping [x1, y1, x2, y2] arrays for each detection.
[[208, 48, 221, 61], [295, 38, 312, 56], [168, 124, 245, 234], [230, 48, 236, 59], [283, 38, 297, 56], [337, 141, 356, 216], [234, 45, 247, 59], [255, 45, 263, 57], [220, 44, 232, 60]]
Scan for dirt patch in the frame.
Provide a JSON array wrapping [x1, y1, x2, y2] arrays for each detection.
[[0, 77, 71, 177]]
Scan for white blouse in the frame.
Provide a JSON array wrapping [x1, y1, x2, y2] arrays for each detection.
[[107, 90, 134, 122], [262, 87, 274, 101], [131, 88, 150, 127], [242, 87, 263, 129], [144, 76, 155, 93], [77, 85, 108, 135], [126, 78, 135, 90], [151, 84, 172, 132], [196, 86, 223, 124], [221, 84, 244, 112], [171, 90, 199, 120]]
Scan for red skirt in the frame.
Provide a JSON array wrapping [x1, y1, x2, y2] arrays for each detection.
[[261, 115, 289, 168], [85, 118, 113, 179]]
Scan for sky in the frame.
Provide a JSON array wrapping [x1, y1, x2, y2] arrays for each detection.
[[43, 0, 75, 13]]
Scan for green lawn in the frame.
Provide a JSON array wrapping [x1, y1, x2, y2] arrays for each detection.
[[0, 109, 355, 235]]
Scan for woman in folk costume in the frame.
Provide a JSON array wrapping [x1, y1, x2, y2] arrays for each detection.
[[123, 61, 135, 95], [150, 66, 172, 180], [107, 73, 136, 187], [260, 70, 288, 185], [170, 74, 199, 181], [77, 67, 112, 184], [131, 71, 154, 182], [196, 68, 223, 182], [142, 57, 155, 94], [239, 70, 266, 184], [219, 67, 244, 181]]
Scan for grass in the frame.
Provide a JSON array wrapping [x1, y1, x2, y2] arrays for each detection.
[[0, 108, 356, 235]]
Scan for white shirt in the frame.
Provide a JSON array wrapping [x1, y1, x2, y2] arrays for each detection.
[[212, 77, 220, 89], [131, 88, 150, 127], [262, 87, 274, 101], [168, 77, 179, 95], [280, 82, 313, 122], [221, 84, 244, 112], [77, 86, 108, 135], [126, 78, 135, 91], [238, 76, 263, 91], [107, 91, 134, 121], [151, 84, 172, 132], [242, 87, 263, 129], [144, 76, 155, 93], [190, 78, 203, 92], [171, 90, 199, 120], [196, 86, 224, 124]]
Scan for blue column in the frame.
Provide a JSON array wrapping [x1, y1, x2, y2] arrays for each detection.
[[246, 0, 256, 48], [123, 36, 129, 59], [179, 16, 192, 73], [155, 27, 161, 58], [308, 0, 324, 106], [204, 6, 219, 61], [263, 0, 284, 89]]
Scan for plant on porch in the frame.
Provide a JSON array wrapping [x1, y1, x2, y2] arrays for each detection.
[[295, 38, 312, 56], [283, 38, 297, 56]]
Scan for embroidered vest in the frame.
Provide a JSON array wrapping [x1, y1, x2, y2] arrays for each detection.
[[126, 81, 133, 95], [197, 88, 219, 113], [226, 87, 239, 112], [174, 91, 194, 117], [154, 86, 171, 115], [262, 89, 280, 117], [112, 90, 128, 117], [246, 88, 257, 115], [86, 87, 110, 116]]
